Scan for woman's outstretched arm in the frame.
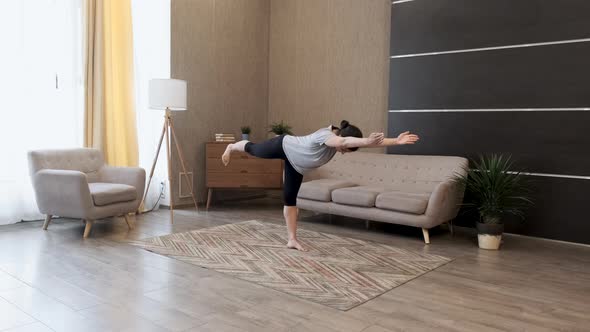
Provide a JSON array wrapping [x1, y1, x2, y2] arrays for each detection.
[[368, 131, 419, 148], [325, 131, 419, 149]]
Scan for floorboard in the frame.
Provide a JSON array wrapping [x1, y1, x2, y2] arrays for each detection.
[[0, 198, 588, 331]]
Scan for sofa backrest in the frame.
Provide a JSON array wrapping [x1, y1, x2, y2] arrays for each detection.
[[28, 148, 105, 182], [305, 152, 468, 193]]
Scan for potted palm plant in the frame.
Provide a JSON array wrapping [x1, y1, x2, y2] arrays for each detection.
[[240, 126, 251, 141], [269, 121, 293, 136], [454, 154, 533, 250]]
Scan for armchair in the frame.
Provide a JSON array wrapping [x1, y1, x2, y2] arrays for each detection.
[[28, 148, 146, 238]]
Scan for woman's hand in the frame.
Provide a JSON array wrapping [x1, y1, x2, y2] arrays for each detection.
[[367, 132, 385, 146], [396, 131, 420, 145]]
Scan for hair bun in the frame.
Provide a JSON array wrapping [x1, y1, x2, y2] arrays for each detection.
[[340, 120, 350, 129]]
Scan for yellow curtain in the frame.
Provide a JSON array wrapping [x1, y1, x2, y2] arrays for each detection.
[[84, 0, 139, 167]]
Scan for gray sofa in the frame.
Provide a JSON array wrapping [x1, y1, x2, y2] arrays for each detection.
[[297, 152, 468, 243], [28, 148, 146, 238]]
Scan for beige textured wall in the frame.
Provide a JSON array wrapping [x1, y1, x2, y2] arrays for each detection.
[[268, 0, 391, 138], [170, 0, 391, 205], [171, 0, 270, 204]]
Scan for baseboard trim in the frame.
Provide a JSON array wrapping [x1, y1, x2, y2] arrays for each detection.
[[503, 232, 590, 248], [452, 225, 590, 248]]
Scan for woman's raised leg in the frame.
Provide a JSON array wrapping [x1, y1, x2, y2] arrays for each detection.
[[221, 140, 249, 166], [222, 135, 286, 166]]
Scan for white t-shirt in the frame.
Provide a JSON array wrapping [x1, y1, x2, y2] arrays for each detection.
[[282, 126, 337, 174]]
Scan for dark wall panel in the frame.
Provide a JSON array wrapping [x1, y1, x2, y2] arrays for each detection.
[[389, 42, 590, 110], [388, 0, 590, 244], [454, 176, 590, 245], [391, 0, 590, 55], [387, 111, 590, 176]]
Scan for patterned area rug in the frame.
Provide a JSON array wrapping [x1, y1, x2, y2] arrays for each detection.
[[132, 220, 451, 310]]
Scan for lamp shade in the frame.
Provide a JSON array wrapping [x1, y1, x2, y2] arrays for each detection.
[[149, 79, 187, 111]]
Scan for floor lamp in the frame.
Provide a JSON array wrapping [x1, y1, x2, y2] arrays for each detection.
[[139, 79, 198, 223]]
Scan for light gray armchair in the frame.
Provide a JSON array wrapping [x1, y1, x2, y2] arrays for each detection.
[[28, 148, 146, 238]]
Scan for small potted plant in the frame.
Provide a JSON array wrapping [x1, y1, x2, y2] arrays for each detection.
[[454, 154, 533, 250], [269, 121, 293, 136], [240, 126, 251, 141]]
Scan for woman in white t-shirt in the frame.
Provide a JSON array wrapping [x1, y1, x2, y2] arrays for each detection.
[[222, 120, 419, 251]]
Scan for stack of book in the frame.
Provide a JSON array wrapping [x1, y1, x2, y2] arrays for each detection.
[[214, 133, 236, 142]]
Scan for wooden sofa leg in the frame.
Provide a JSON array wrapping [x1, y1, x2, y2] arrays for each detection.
[[365, 220, 370, 230], [83, 220, 94, 238], [448, 219, 455, 236], [422, 228, 430, 244], [42, 215, 52, 230], [124, 214, 134, 230]]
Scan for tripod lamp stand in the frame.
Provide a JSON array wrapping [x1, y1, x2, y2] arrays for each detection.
[[139, 79, 198, 223]]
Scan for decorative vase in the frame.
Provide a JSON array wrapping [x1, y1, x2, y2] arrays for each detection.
[[241, 134, 249, 141], [476, 220, 504, 250]]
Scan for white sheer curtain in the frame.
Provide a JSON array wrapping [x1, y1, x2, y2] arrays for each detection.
[[131, 0, 171, 210], [0, 0, 83, 225]]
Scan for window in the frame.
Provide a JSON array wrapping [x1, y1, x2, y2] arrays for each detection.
[[132, 0, 171, 209], [0, 0, 83, 224]]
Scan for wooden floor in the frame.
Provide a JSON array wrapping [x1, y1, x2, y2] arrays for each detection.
[[0, 198, 589, 332]]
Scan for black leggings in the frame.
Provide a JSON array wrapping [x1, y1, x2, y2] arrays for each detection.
[[245, 135, 303, 206]]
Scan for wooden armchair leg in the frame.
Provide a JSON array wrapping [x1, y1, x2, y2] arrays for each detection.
[[83, 220, 94, 238], [123, 214, 134, 230], [42, 215, 52, 230], [422, 228, 430, 244]]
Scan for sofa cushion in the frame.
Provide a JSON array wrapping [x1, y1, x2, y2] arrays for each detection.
[[89, 183, 137, 206], [375, 191, 430, 215], [298, 179, 357, 202], [331, 186, 387, 207]]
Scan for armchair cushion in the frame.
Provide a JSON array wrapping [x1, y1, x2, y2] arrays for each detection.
[[88, 183, 137, 206]]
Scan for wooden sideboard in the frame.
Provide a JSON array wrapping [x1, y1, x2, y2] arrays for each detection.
[[205, 142, 283, 209]]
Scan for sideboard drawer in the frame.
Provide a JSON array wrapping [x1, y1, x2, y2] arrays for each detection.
[[206, 173, 282, 189], [207, 157, 283, 174]]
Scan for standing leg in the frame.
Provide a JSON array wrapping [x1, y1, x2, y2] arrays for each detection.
[[284, 206, 305, 251], [283, 162, 305, 251]]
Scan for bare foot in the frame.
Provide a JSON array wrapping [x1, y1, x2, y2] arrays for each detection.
[[221, 144, 232, 166], [287, 239, 308, 251]]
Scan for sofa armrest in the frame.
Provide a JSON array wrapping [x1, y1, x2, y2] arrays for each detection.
[[32, 169, 94, 218], [425, 180, 464, 223], [99, 166, 146, 199]]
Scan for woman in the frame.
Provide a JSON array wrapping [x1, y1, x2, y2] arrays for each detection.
[[222, 120, 419, 251]]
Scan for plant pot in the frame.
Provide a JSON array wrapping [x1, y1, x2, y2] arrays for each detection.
[[241, 134, 250, 141], [476, 221, 504, 250]]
